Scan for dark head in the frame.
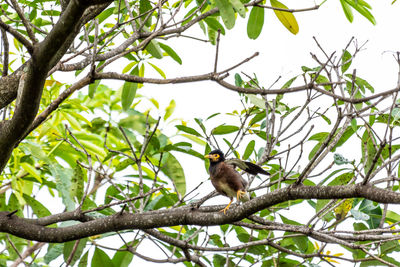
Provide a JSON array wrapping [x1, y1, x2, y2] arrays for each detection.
[[205, 149, 225, 164]]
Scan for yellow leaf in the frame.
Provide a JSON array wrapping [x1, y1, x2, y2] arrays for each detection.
[[44, 79, 62, 88], [334, 199, 353, 221], [327, 258, 339, 264], [270, 0, 299, 34], [169, 226, 186, 233], [44, 80, 55, 87], [89, 235, 101, 240]]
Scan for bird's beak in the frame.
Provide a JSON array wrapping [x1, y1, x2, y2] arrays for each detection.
[[205, 154, 217, 160]]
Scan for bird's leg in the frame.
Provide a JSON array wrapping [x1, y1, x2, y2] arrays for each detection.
[[220, 198, 233, 214]]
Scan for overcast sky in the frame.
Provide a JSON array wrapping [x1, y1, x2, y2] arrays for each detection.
[[143, 0, 400, 118]]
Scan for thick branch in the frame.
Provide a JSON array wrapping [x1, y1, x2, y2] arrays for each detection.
[[1, 184, 399, 243]]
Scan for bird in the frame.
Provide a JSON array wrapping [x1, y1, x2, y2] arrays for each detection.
[[205, 149, 269, 214]]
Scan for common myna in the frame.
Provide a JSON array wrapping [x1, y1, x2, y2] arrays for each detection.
[[205, 149, 269, 214]]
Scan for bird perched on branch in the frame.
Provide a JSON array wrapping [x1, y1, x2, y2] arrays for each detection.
[[205, 149, 269, 214]]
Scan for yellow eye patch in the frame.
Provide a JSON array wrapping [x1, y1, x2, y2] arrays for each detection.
[[205, 153, 220, 161]]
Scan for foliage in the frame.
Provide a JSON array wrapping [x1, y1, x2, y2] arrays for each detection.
[[0, 0, 399, 267]]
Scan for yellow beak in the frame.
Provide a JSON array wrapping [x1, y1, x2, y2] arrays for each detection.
[[205, 154, 218, 161]]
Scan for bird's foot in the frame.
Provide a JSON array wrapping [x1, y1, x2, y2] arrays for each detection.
[[220, 206, 229, 214], [236, 190, 248, 201], [219, 199, 233, 214]]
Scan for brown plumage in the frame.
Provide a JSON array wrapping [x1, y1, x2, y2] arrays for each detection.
[[205, 149, 269, 214]]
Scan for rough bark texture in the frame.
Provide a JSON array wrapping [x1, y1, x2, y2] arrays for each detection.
[[1, 184, 398, 243]]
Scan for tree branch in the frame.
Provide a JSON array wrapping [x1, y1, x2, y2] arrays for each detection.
[[1, 184, 400, 243]]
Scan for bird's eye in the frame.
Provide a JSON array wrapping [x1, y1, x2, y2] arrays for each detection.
[[214, 154, 220, 159]]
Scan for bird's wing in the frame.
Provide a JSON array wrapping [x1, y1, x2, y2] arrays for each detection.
[[226, 158, 269, 175]]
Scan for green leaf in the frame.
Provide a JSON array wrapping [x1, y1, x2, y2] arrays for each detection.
[[355, 76, 374, 93], [20, 162, 42, 183], [359, 199, 382, 229], [122, 62, 137, 74], [281, 76, 297, 89], [97, 7, 114, 24], [212, 125, 240, 135], [351, 209, 370, 221], [234, 73, 243, 87], [340, 0, 353, 22], [52, 164, 75, 211], [159, 43, 182, 64], [344, 0, 376, 25], [204, 17, 226, 35], [91, 247, 114, 267], [230, 0, 246, 18], [20, 142, 51, 164], [328, 172, 354, 185], [29, 8, 37, 21], [121, 66, 139, 111], [194, 118, 207, 134], [181, 134, 207, 145], [161, 153, 186, 196], [341, 49, 352, 73], [89, 80, 100, 98], [145, 190, 179, 210], [63, 239, 87, 267], [176, 125, 203, 137], [139, 0, 153, 26], [315, 199, 335, 222], [44, 243, 64, 264], [279, 215, 308, 252], [270, 0, 299, 34], [213, 254, 227, 267], [61, 111, 82, 130], [164, 99, 176, 121], [208, 26, 217, 45], [215, 0, 236, 29], [163, 142, 193, 152], [23, 194, 51, 218], [78, 251, 89, 267], [247, 6, 264, 39], [70, 164, 85, 201], [386, 210, 400, 224], [77, 139, 107, 158], [64, 110, 92, 127], [361, 129, 376, 175], [112, 249, 134, 267], [243, 140, 255, 160], [351, 118, 357, 131], [247, 94, 265, 109], [146, 40, 163, 59], [333, 154, 351, 165]]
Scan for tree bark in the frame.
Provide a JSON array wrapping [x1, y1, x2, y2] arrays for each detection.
[[1, 184, 398, 243]]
